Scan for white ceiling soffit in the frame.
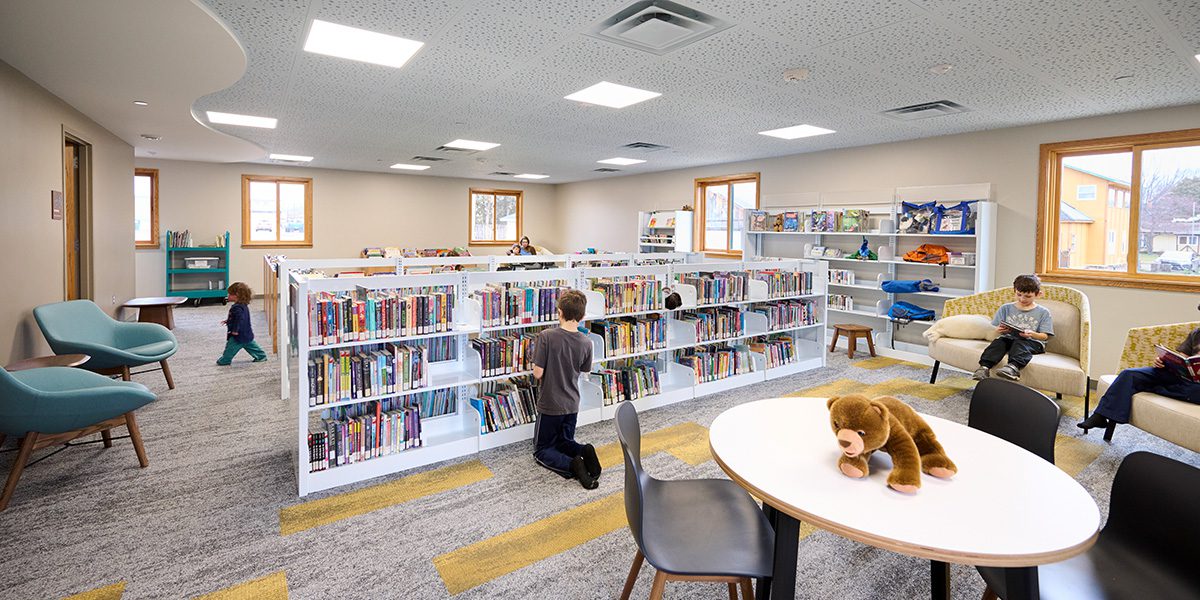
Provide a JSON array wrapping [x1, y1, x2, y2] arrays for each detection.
[[0, 0, 262, 163]]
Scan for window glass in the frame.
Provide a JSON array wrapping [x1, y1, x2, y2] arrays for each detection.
[[134, 172, 154, 244], [730, 181, 756, 251], [241, 175, 312, 247], [1136, 143, 1200, 276], [704, 184, 728, 251], [1057, 153, 1132, 272], [468, 189, 521, 245], [496, 195, 518, 241], [249, 181, 278, 241], [1076, 184, 1096, 200]]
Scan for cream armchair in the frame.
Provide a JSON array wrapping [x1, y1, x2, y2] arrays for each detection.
[[928, 285, 1092, 411], [1094, 321, 1200, 451]]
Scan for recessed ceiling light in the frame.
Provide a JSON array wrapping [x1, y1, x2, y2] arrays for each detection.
[[133, 100, 149, 106], [303, 19, 424, 69], [597, 157, 646, 166], [564, 81, 661, 109], [390, 163, 430, 170], [758, 124, 836, 140], [269, 153, 314, 162], [206, 111, 277, 128], [443, 139, 500, 151], [1195, 53, 1200, 64], [927, 63, 954, 75], [514, 173, 549, 179], [139, 134, 161, 141]]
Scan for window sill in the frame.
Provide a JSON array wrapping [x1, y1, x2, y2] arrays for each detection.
[[1038, 271, 1200, 293], [135, 242, 160, 250], [702, 250, 743, 259], [242, 241, 313, 249], [469, 241, 520, 247]]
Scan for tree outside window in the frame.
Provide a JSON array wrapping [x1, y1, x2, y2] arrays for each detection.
[[695, 173, 759, 256], [469, 189, 522, 246]]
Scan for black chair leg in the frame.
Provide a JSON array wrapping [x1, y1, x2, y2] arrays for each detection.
[[929, 361, 940, 384], [1103, 421, 1116, 442], [1055, 392, 1062, 400]]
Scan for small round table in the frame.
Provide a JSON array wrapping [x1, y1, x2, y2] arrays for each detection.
[[829, 323, 876, 358], [123, 296, 188, 330], [710, 397, 1100, 600], [4, 353, 90, 372]]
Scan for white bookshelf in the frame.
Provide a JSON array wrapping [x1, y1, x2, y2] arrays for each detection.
[[638, 210, 694, 253], [744, 184, 996, 359], [287, 256, 824, 496]]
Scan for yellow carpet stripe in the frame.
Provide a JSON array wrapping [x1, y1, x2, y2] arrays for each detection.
[[434, 493, 628, 595], [63, 582, 124, 600], [1054, 434, 1104, 477], [594, 421, 712, 468], [852, 356, 927, 370], [279, 460, 493, 536], [193, 572, 288, 600]]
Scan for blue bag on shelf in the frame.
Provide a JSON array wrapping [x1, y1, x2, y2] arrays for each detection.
[[899, 201, 936, 233], [888, 301, 935, 323], [932, 200, 979, 234], [881, 279, 940, 294]]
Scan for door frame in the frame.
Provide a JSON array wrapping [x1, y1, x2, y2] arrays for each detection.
[[63, 129, 94, 300]]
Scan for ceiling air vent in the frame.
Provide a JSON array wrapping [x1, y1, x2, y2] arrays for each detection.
[[489, 171, 516, 176], [588, 0, 730, 55], [594, 168, 622, 173], [411, 155, 448, 162], [881, 100, 970, 121], [622, 141, 670, 151], [435, 145, 478, 154]]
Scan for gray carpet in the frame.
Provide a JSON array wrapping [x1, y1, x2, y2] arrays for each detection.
[[0, 301, 1196, 599]]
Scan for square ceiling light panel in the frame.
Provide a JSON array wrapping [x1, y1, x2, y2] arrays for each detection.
[[565, 81, 661, 108], [391, 163, 431, 170], [443, 139, 500, 151], [206, 111, 277, 128], [598, 157, 646, 165], [588, 0, 731, 55], [303, 19, 424, 69], [269, 153, 313, 162], [758, 124, 836, 139], [514, 173, 550, 179]]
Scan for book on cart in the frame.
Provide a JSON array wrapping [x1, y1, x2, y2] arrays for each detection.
[[1155, 344, 1200, 383]]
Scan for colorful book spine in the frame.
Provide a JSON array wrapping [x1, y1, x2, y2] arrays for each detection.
[[590, 315, 666, 356], [413, 388, 456, 419], [591, 277, 662, 314], [593, 361, 661, 405], [472, 332, 538, 377], [471, 281, 569, 327], [469, 377, 538, 434], [677, 271, 749, 304], [677, 308, 745, 342], [753, 270, 812, 298], [829, 294, 854, 310], [306, 286, 456, 345], [828, 269, 856, 285], [750, 335, 797, 369], [751, 300, 819, 331], [309, 398, 422, 471], [306, 342, 428, 406], [674, 344, 754, 384]]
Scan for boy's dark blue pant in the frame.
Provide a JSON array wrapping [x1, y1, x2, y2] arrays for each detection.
[[979, 336, 1044, 369], [1095, 366, 1200, 423], [534, 412, 584, 478]]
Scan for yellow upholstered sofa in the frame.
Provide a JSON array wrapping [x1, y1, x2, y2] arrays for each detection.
[[928, 285, 1092, 409], [1093, 321, 1200, 452]]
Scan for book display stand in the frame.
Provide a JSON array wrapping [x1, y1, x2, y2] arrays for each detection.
[[638, 210, 694, 253], [165, 230, 230, 306], [284, 255, 825, 496]]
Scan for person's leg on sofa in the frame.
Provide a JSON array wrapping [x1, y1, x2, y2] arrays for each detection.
[[995, 339, 1044, 381], [975, 338, 1013, 380], [1079, 367, 1174, 427]]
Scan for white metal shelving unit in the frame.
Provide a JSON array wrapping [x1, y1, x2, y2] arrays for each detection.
[[744, 184, 996, 360], [286, 255, 825, 496], [637, 210, 694, 253]]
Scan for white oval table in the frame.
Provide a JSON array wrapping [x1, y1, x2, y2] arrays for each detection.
[[709, 397, 1101, 600]]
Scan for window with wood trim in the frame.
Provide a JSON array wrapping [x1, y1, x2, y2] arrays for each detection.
[[1037, 128, 1200, 291], [695, 173, 760, 256], [469, 188, 522, 246], [241, 175, 313, 248], [134, 168, 159, 248]]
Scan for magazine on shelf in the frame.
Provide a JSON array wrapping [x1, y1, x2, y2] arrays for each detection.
[[1155, 344, 1200, 383], [782, 212, 800, 232]]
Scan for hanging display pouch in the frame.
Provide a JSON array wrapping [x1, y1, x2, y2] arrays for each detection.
[[932, 200, 979, 234]]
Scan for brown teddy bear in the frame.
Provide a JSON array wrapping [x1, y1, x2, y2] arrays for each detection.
[[826, 394, 957, 494]]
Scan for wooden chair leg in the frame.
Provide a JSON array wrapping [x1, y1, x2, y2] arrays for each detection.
[[648, 571, 668, 600], [620, 550, 644, 600], [121, 365, 131, 381], [125, 412, 149, 468], [740, 578, 754, 600], [728, 582, 738, 600], [982, 586, 998, 600], [847, 334, 857, 358], [101, 429, 113, 448], [865, 331, 876, 357], [160, 359, 175, 390], [0, 432, 39, 511], [828, 330, 840, 353]]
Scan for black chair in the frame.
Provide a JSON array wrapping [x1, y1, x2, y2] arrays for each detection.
[[982, 451, 1200, 599], [615, 403, 774, 600], [969, 378, 1060, 600]]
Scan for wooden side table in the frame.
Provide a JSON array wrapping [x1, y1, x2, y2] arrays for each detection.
[[830, 323, 876, 358], [5, 354, 90, 371], [123, 296, 188, 330]]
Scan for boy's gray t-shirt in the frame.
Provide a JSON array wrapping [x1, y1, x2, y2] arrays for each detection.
[[532, 326, 592, 415], [992, 302, 1054, 347]]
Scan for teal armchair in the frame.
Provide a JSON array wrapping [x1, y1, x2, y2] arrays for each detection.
[[0, 366, 156, 511], [33, 300, 179, 389]]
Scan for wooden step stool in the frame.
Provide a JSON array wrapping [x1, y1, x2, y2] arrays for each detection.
[[830, 324, 876, 359]]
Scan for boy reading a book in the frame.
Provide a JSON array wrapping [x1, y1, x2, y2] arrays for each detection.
[[973, 274, 1053, 382], [532, 290, 601, 489], [1078, 316, 1200, 431]]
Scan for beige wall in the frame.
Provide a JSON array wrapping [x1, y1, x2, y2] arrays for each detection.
[[0, 60, 135, 364], [133, 159, 557, 296], [553, 103, 1200, 376]]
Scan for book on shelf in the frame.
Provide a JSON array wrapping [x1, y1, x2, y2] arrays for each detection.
[[782, 211, 800, 232], [750, 335, 797, 369], [591, 277, 663, 314], [677, 271, 749, 304], [753, 270, 812, 298], [470, 377, 538, 434], [749, 210, 770, 232], [472, 333, 538, 377], [307, 286, 456, 345], [308, 397, 422, 472], [678, 307, 745, 342], [591, 315, 666, 356], [751, 299, 818, 330], [472, 281, 569, 328], [675, 344, 754, 383], [594, 361, 661, 405], [841, 209, 868, 232], [808, 245, 826, 258], [307, 342, 429, 406], [809, 211, 838, 232], [647, 215, 658, 227], [1155, 344, 1200, 383], [823, 247, 844, 258]]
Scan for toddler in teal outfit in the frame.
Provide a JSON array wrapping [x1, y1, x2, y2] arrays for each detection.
[[217, 282, 267, 365]]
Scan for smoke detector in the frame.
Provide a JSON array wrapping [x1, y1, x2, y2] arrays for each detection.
[[927, 63, 954, 76], [783, 68, 810, 82]]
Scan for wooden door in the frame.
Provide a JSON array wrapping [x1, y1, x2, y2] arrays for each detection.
[[64, 142, 79, 300]]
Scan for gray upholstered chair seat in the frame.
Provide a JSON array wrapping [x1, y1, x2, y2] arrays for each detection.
[[641, 477, 774, 578]]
